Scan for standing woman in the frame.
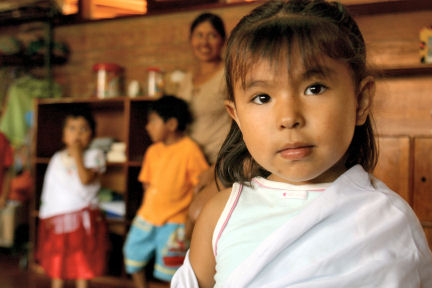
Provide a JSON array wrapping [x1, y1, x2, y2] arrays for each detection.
[[177, 13, 230, 237]]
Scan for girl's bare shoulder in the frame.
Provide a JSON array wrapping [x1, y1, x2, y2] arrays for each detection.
[[189, 187, 233, 287], [201, 187, 232, 223]]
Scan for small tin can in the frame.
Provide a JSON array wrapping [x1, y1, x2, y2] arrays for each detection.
[[147, 67, 164, 97], [93, 63, 124, 98]]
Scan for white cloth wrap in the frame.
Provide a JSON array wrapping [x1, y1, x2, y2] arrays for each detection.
[[171, 165, 432, 288]]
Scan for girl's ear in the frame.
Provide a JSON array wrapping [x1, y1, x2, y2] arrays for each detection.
[[224, 100, 241, 128], [356, 76, 375, 126]]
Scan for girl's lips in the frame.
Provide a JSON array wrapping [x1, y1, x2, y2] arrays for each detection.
[[279, 145, 313, 161]]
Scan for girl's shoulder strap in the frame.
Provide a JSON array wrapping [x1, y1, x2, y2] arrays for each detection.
[[212, 182, 243, 256]]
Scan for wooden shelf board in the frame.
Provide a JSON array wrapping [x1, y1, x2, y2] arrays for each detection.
[[37, 96, 126, 105], [130, 96, 157, 101], [127, 161, 142, 167], [106, 217, 126, 224], [106, 161, 126, 167], [373, 64, 432, 78], [34, 157, 50, 164], [36, 96, 155, 105]]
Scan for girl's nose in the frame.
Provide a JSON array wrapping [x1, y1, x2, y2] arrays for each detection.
[[277, 99, 304, 129]]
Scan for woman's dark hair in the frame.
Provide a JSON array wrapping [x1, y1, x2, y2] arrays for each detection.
[[148, 95, 192, 132], [190, 12, 226, 41], [216, 0, 378, 187], [63, 107, 96, 137]]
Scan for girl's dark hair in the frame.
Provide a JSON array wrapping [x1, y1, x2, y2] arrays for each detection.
[[190, 12, 226, 41], [64, 107, 96, 137], [148, 95, 192, 132], [216, 0, 378, 187]]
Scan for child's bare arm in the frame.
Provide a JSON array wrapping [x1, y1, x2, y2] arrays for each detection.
[[189, 188, 231, 287], [70, 143, 98, 184]]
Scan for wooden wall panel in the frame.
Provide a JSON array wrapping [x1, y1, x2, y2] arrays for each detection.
[[413, 138, 432, 222], [373, 77, 432, 136], [424, 226, 432, 250], [356, 10, 432, 68], [374, 136, 411, 203]]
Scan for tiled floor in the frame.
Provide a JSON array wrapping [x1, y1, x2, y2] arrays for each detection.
[[0, 248, 169, 288]]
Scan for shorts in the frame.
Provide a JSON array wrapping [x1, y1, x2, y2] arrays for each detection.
[[123, 216, 188, 282]]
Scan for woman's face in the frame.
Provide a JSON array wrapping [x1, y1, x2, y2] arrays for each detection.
[[190, 21, 224, 63]]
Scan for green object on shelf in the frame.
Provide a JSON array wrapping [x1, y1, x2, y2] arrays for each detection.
[[0, 36, 22, 55], [98, 188, 114, 203], [0, 76, 62, 148]]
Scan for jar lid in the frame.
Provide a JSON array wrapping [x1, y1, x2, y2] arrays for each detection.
[[147, 67, 162, 72], [93, 63, 123, 72]]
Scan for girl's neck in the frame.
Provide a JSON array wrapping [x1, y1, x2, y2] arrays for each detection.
[[267, 159, 348, 185], [193, 60, 223, 86]]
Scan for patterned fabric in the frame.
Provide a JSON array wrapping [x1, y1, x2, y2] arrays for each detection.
[[123, 216, 186, 281]]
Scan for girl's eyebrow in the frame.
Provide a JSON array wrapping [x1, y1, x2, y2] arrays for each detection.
[[241, 65, 337, 90], [302, 66, 336, 81], [243, 79, 272, 91]]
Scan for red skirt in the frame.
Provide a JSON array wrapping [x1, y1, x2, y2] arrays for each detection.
[[37, 207, 108, 280]]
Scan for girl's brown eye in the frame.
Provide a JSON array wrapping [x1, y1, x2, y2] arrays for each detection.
[[305, 84, 327, 95], [252, 94, 271, 104]]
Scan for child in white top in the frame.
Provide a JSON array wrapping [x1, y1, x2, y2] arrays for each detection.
[[171, 0, 432, 287], [38, 109, 107, 288]]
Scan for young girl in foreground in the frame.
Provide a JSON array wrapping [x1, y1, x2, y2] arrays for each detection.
[[37, 110, 107, 288], [171, 0, 432, 287]]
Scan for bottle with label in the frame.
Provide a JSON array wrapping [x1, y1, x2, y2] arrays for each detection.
[[93, 63, 124, 98], [147, 67, 164, 97]]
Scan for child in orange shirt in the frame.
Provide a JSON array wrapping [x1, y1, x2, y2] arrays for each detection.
[[123, 95, 209, 288]]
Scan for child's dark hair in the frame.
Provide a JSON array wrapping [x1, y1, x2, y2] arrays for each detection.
[[216, 0, 378, 187], [63, 107, 96, 137], [148, 95, 192, 132], [190, 12, 226, 41]]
